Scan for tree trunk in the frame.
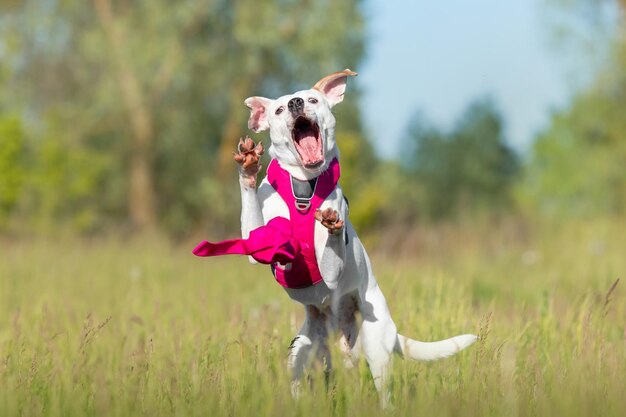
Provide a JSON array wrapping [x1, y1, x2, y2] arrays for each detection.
[[94, 0, 157, 230]]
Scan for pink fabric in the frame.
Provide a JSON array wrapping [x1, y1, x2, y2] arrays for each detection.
[[193, 158, 340, 289], [267, 158, 340, 288], [193, 217, 298, 264]]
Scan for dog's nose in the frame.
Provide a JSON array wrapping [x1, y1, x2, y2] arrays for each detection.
[[288, 97, 304, 115]]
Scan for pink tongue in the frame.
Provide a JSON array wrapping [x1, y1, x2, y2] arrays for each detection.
[[297, 134, 321, 163]]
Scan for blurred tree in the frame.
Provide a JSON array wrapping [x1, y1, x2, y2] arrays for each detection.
[[519, 0, 626, 218], [26, 118, 113, 233], [0, 0, 369, 235], [214, 0, 366, 177], [0, 116, 25, 229], [333, 129, 382, 231], [519, 91, 626, 217], [407, 99, 519, 219]]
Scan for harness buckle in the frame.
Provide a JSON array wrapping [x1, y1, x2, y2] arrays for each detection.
[[295, 199, 311, 212]]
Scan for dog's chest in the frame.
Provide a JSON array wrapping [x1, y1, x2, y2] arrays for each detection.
[[261, 158, 340, 288]]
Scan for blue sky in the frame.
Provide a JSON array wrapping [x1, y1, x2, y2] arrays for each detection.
[[358, 0, 591, 159]]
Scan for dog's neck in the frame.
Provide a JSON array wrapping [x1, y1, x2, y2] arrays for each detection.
[[270, 146, 339, 181]]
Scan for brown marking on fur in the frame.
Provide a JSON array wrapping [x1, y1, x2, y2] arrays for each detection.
[[312, 69, 358, 92], [306, 305, 321, 320], [337, 295, 358, 364]]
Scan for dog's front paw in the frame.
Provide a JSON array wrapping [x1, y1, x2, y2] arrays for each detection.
[[315, 208, 344, 235], [233, 136, 264, 186]]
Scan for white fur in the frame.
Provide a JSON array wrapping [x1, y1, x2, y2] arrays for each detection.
[[238, 72, 477, 407]]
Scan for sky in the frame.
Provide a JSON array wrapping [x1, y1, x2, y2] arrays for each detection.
[[358, 0, 589, 159]]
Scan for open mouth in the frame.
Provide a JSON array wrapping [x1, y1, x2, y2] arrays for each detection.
[[291, 116, 324, 169]]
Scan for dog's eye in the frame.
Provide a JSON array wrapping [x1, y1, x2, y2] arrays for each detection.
[[308, 98, 318, 104], [275, 107, 284, 115]]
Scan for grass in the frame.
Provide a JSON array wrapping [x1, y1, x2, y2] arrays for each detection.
[[0, 220, 625, 416]]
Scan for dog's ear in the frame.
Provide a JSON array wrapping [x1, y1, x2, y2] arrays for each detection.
[[244, 96, 273, 132], [312, 69, 358, 108]]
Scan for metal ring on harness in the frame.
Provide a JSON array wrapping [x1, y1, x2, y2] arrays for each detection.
[[295, 199, 312, 212]]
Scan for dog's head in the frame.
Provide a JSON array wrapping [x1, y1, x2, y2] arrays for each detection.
[[245, 69, 357, 179]]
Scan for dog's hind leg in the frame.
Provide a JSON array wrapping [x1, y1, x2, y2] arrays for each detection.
[[358, 278, 398, 408], [336, 293, 359, 368], [288, 305, 331, 398]]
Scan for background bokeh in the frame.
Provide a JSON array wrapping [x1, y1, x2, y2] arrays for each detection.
[[0, 0, 624, 243]]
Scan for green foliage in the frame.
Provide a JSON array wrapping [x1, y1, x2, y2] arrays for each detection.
[[518, 90, 626, 218], [25, 125, 113, 233], [333, 130, 383, 231], [2, 0, 623, 236], [407, 99, 520, 219], [0, 0, 368, 235], [519, 1, 626, 219], [0, 116, 25, 228]]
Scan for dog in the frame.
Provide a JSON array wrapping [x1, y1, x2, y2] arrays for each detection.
[[198, 69, 477, 407]]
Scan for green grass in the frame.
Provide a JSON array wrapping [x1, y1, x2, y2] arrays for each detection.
[[1, 221, 625, 416]]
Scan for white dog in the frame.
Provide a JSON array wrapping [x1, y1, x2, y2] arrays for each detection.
[[226, 69, 476, 406]]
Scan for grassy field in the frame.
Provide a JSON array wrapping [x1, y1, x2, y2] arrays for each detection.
[[1, 220, 625, 417]]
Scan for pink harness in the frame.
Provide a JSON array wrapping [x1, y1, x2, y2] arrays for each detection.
[[267, 158, 340, 288], [193, 158, 340, 289]]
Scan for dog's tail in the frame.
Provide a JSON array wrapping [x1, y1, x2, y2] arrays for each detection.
[[394, 333, 478, 361]]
